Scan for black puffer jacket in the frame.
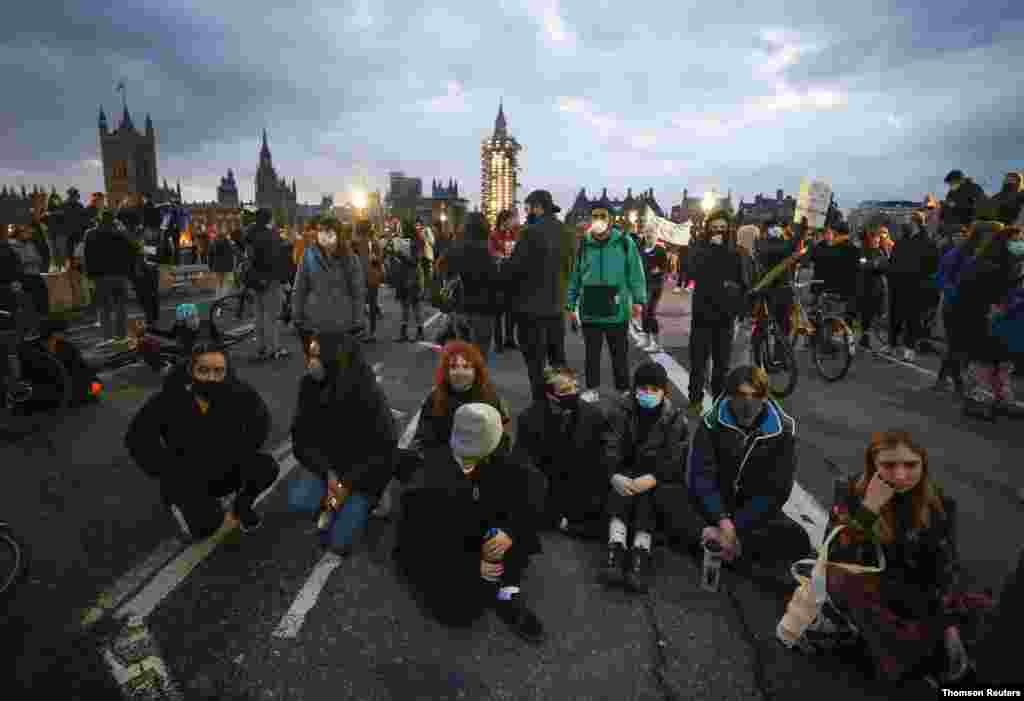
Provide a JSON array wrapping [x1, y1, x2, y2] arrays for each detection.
[[409, 385, 511, 457], [84, 226, 138, 277], [503, 214, 571, 319], [125, 373, 271, 482], [443, 239, 499, 313], [601, 396, 688, 482], [687, 241, 750, 324], [856, 246, 888, 300], [888, 227, 939, 281], [940, 179, 985, 233], [291, 333, 397, 499]]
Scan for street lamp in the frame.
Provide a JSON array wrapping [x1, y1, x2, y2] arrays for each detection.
[[701, 191, 717, 213]]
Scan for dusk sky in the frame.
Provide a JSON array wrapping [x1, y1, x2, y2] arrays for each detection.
[[2, 0, 1021, 214]]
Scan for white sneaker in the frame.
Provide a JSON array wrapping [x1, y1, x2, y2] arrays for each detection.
[[581, 390, 599, 403], [903, 348, 916, 363]]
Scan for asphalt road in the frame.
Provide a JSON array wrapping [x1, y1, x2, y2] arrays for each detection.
[[2, 281, 1019, 699]]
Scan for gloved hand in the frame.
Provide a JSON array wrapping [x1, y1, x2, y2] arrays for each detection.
[[611, 474, 636, 497]]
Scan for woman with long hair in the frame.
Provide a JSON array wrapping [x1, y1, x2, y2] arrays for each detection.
[[407, 340, 511, 459], [823, 430, 991, 684]]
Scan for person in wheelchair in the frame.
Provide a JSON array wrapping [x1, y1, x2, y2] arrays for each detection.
[[289, 329, 398, 555], [125, 332, 278, 541]]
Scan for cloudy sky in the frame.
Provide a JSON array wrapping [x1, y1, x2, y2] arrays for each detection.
[[2, 0, 1021, 214]]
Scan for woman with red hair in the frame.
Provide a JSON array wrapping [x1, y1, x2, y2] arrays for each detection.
[[820, 430, 991, 685], [407, 340, 512, 459]]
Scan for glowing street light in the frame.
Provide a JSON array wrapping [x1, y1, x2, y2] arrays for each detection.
[[701, 191, 717, 213], [351, 188, 367, 210]]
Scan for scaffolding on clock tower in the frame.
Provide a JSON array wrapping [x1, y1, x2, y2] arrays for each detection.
[[480, 100, 522, 229]]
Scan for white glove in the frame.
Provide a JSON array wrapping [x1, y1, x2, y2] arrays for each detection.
[[611, 474, 635, 497]]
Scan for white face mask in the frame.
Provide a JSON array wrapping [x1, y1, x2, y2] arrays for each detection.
[[710, 235, 723, 245], [318, 232, 337, 248], [590, 220, 608, 235]]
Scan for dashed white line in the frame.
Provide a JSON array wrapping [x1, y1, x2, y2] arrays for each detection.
[[271, 552, 345, 639]]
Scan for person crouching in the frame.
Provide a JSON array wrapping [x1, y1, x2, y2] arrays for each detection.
[[602, 361, 688, 593], [395, 403, 546, 643]]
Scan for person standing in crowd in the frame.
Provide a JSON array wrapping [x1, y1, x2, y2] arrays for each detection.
[[83, 210, 137, 341], [566, 204, 647, 403], [822, 430, 993, 685], [407, 340, 512, 460], [490, 210, 519, 352], [293, 219, 365, 355], [983, 171, 1024, 226], [441, 212, 499, 359], [8, 224, 50, 321], [289, 330, 397, 554], [384, 222, 425, 343], [940, 169, 986, 240], [856, 228, 889, 351], [0, 226, 30, 401], [684, 366, 808, 570], [881, 214, 940, 362], [601, 362, 688, 593], [244, 208, 291, 361], [637, 225, 669, 352], [125, 338, 279, 540], [514, 366, 610, 536], [207, 229, 236, 300], [395, 402, 546, 643], [754, 221, 804, 341], [685, 210, 750, 417], [934, 224, 976, 395], [60, 188, 88, 268], [415, 219, 435, 288], [353, 220, 384, 343], [502, 190, 570, 401]]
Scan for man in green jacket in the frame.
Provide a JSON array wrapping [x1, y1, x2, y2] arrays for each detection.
[[567, 206, 647, 402]]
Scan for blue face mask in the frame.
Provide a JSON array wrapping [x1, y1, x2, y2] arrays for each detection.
[[636, 390, 662, 410], [526, 213, 539, 225], [1009, 240, 1024, 257]]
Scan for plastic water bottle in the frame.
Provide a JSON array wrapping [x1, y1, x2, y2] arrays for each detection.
[[701, 540, 723, 593]]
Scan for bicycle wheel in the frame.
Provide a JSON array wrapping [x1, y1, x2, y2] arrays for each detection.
[[812, 315, 854, 381], [0, 524, 27, 598], [751, 327, 799, 398], [209, 291, 257, 341]]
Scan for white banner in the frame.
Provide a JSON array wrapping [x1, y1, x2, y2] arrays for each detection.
[[794, 178, 832, 228], [643, 205, 691, 247]]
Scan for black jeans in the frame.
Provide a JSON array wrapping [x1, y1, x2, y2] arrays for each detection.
[[606, 488, 658, 534], [888, 277, 926, 349], [688, 321, 734, 401], [133, 264, 160, 324], [494, 311, 516, 347], [516, 315, 566, 400], [582, 322, 630, 392], [937, 304, 965, 386], [765, 286, 794, 337], [160, 453, 280, 541], [642, 284, 664, 335], [858, 294, 883, 336]]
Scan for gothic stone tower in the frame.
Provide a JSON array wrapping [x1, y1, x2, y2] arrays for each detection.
[[99, 103, 158, 207], [254, 129, 297, 224], [218, 168, 240, 206], [481, 101, 521, 228]]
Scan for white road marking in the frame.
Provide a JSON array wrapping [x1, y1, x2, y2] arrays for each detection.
[[634, 328, 829, 549], [271, 552, 345, 639], [80, 539, 184, 628]]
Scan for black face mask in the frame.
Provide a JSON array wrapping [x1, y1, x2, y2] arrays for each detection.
[[192, 379, 228, 402], [549, 393, 579, 414]]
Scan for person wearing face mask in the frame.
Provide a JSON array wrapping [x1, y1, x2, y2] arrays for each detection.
[[514, 366, 612, 536], [439, 212, 500, 358], [822, 430, 993, 685], [407, 341, 512, 463], [637, 226, 669, 352], [288, 331, 398, 554], [383, 221, 426, 342], [684, 366, 807, 574], [125, 338, 278, 541], [684, 210, 751, 417], [566, 206, 647, 402], [395, 402, 546, 643], [502, 190, 574, 400], [293, 221, 366, 356], [880, 214, 940, 361], [599, 362, 687, 593], [753, 219, 806, 344]]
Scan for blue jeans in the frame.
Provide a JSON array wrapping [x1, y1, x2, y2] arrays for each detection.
[[288, 473, 371, 551]]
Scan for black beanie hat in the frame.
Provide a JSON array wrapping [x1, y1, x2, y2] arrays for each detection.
[[633, 361, 669, 390]]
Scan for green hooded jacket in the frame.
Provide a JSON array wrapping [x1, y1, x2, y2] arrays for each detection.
[[567, 227, 647, 325]]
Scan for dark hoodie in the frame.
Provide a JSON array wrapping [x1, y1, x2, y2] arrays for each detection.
[[983, 172, 1024, 225], [940, 178, 985, 233], [443, 237, 499, 313], [291, 332, 397, 499]]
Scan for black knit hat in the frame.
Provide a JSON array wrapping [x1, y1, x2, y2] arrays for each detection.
[[633, 361, 669, 390], [524, 189, 561, 214]]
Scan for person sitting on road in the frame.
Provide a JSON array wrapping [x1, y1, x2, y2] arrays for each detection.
[[406, 340, 511, 467], [395, 402, 546, 643], [822, 430, 993, 685], [125, 337, 279, 541], [685, 365, 809, 572], [513, 366, 611, 537], [288, 330, 397, 555], [601, 361, 688, 593]]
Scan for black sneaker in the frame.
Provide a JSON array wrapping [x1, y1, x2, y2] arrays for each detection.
[[601, 542, 627, 586], [626, 547, 653, 594], [493, 595, 546, 644]]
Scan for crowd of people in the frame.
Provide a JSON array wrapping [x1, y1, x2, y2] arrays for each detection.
[[2, 172, 1020, 689]]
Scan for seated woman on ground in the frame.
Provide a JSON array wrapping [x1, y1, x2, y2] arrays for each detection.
[[600, 361, 688, 594], [395, 403, 546, 644], [403, 340, 511, 476], [822, 430, 992, 685], [288, 330, 397, 555], [686, 365, 809, 572]]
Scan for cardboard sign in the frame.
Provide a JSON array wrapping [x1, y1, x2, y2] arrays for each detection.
[[794, 179, 832, 228], [643, 205, 691, 246]]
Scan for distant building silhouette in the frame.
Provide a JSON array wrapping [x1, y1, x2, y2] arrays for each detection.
[[254, 129, 297, 225], [565, 188, 665, 227], [217, 169, 240, 207], [98, 101, 160, 207], [736, 189, 796, 225]]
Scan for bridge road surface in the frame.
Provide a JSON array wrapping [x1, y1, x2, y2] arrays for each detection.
[[1, 282, 1017, 699]]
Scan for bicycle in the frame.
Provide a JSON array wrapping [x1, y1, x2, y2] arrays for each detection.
[[748, 289, 799, 398], [0, 518, 27, 599], [1, 298, 72, 438], [792, 280, 857, 382]]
